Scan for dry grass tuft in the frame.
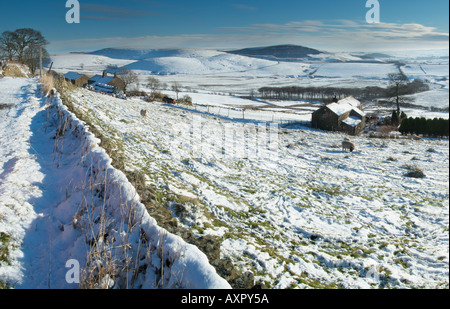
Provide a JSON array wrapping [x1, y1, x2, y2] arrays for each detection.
[[1, 62, 30, 77], [39, 74, 55, 96]]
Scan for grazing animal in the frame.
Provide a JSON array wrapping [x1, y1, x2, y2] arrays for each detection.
[[342, 140, 356, 152], [140, 109, 147, 117]]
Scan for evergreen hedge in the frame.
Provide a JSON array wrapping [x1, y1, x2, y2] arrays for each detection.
[[399, 117, 449, 137]]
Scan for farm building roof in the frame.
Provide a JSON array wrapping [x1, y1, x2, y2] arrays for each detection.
[[342, 115, 362, 127], [326, 96, 364, 117], [64, 71, 83, 80], [94, 83, 115, 94], [89, 75, 114, 84]]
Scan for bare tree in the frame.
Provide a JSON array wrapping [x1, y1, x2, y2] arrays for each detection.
[[171, 81, 182, 100], [0, 31, 17, 61], [387, 72, 409, 116], [1, 28, 48, 64], [13, 28, 47, 63], [146, 76, 161, 92], [23, 44, 49, 75], [117, 68, 139, 93]]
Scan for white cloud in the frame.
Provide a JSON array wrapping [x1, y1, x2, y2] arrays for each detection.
[[48, 20, 449, 54]]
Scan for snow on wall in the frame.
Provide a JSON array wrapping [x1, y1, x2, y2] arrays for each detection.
[[49, 91, 230, 289]]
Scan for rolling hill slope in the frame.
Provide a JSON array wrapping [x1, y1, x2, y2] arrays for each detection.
[[87, 47, 311, 76]]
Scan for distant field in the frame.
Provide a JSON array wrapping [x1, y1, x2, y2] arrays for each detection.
[[49, 48, 449, 109], [311, 62, 399, 79]]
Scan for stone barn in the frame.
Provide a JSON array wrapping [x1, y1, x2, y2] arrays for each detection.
[[63, 72, 89, 87], [311, 96, 366, 135], [88, 71, 126, 92]]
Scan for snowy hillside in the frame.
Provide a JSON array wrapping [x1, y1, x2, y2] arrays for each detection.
[[64, 87, 449, 289], [93, 48, 310, 76], [0, 77, 230, 289], [49, 53, 136, 75]]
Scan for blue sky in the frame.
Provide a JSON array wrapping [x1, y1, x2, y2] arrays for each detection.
[[1, 0, 448, 53]]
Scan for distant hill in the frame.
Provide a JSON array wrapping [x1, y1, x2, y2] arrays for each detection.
[[226, 44, 323, 61], [84, 47, 310, 76]]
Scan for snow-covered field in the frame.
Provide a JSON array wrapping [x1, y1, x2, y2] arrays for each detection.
[[3, 47, 448, 289], [65, 87, 449, 289], [311, 63, 398, 79], [0, 77, 230, 289]]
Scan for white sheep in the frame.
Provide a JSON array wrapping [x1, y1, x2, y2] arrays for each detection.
[[342, 139, 356, 152]]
